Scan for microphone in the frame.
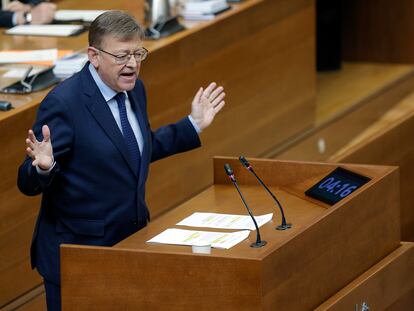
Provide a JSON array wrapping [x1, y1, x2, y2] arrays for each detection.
[[239, 156, 292, 230], [224, 163, 267, 248]]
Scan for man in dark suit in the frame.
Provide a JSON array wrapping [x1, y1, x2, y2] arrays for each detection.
[[0, 0, 55, 28], [17, 10, 225, 311]]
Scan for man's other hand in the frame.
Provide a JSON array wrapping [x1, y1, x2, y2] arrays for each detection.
[[190, 82, 225, 131], [31, 2, 56, 25]]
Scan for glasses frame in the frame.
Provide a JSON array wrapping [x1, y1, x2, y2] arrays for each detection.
[[94, 46, 149, 64]]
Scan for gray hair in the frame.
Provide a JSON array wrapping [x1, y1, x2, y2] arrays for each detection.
[[88, 10, 145, 48]]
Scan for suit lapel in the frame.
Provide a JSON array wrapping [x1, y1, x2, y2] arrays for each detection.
[[80, 65, 138, 178], [128, 89, 150, 187]]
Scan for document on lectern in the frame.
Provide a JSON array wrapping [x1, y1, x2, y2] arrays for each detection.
[[147, 228, 250, 249], [176, 212, 273, 230]]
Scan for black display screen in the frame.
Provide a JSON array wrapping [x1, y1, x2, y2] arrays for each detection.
[[305, 167, 371, 205]]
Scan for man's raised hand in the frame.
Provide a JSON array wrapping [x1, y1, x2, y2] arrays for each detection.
[[190, 82, 226, 131], [25, 125, 54, 170]]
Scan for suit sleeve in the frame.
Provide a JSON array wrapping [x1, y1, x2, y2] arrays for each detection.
[[0, 10, 14, 28], [134, 80, 201, 162], [17, 92, 74, 196], [150, 117, 201, 162]]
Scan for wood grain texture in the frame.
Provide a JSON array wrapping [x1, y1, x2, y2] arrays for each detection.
[[2, 285, 45, 311], [273, 63, 414, 161], [0, 0, 316, 306], [330, 96, 414, 242], [315, 242, 414, 311], [61, 159, 400, 310], [272, 63, 414, 241], [342, 0, 414, 63], [0, 106, 42, 307], [144, 0, 316, 218]]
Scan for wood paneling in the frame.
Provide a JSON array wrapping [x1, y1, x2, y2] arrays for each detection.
[[342, 0, 414, 63], [272, 63, 414, 241], [0, 106, 42, 307], [2, 285, 45, 311], [145, 0, 316, 217], [316, 242, 414, 311], [331, 95, 414, 241]]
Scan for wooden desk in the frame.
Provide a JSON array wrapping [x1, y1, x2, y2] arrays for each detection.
[[60, 157, 400, 310], [0, 0, 316, 307]]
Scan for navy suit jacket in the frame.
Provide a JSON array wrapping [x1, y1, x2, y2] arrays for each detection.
[[17, 63, 201, 284]]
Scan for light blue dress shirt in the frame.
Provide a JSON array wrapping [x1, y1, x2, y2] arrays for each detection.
[[88, 64, 145, 154]]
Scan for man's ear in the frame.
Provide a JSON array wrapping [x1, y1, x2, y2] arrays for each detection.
[[87, 47, 99, 68]]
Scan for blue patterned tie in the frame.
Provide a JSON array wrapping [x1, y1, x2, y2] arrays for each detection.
[[114, 92, 141, 174]]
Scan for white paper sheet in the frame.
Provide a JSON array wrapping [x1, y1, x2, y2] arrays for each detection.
[[3, 67, 44, 78], [147, 228, 250, 249], [176, 212, 273, 230], [0, 49, 58, 64], [54, 10, 107, 22], [5, 25, 84, 37]]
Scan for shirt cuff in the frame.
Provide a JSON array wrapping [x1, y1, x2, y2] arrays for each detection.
[[12, 12, 17, 26], [36, 160, 56, 175], [188, 115, 201, 134]]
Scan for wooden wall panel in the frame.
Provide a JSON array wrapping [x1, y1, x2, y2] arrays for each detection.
[[145, 0, 316, 217], [342, 0, 414, 63], [330, 103, 414, 241], [316, 243, 414, 311], [273, 65, 414, 241], [0, 106, 42, 307]]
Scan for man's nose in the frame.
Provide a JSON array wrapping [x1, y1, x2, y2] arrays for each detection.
[[125, 55, 138, 67]]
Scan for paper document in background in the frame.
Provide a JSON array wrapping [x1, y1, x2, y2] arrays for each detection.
[[5, 25, 84, 37], [147, 228, 250, 249], [0, 49, 58, 64], [176, 212, 273, 230], [3, 67, 44, 79], [53, 53, 88, 79], [0, 49, 73, 66], [55, 10, 107, 22]]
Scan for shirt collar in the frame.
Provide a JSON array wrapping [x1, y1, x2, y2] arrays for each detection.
[[88, 63, 124, 102]]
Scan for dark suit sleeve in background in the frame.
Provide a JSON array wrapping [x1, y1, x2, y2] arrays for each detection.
[[0, 10, 14, 28], [0, 0, 46, 28]]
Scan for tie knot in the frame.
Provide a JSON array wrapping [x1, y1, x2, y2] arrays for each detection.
[[114, 92, 126, 107]]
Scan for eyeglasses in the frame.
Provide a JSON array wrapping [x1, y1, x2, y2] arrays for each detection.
[[94, 47, 149, 64]]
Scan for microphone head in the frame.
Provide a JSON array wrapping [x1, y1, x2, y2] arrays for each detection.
[[224, 163, 234, 176], [239, 155, 250, 168]]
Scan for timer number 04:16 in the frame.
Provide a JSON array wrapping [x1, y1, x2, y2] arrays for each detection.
[[318, 177, 358, 198]]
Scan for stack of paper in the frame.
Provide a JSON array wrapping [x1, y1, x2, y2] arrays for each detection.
[[146, 212, 273, 250], [0, 49, 58, 64], [54, 10, 107, 23], [181, 0, 230, 20], [5, 25, 85, 37], [147, 228, 250, 249], [53, 53, 88, 79], [176, 212, 273, 230]]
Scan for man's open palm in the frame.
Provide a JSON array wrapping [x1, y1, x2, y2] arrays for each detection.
[[191, 82, 225, 131], [25, 125, 54, 170]]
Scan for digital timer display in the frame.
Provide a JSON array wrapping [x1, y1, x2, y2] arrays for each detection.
[[305, 167, 371, 205]]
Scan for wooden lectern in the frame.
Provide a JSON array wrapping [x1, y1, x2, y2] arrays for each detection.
[[61, 157, 400, 310]]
